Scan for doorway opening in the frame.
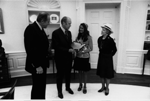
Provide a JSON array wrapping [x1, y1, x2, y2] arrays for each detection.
[[85, 3, 121, 71]]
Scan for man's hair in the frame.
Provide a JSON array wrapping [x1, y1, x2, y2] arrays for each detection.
[[37, 12, 49, 22], [61, 16, 68, 25]]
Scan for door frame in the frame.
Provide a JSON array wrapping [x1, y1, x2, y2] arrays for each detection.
[[85, 4, 119, 71], [76, 0, 129, 73]]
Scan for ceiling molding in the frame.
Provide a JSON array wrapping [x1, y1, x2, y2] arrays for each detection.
[[27, 0, 60, 9]]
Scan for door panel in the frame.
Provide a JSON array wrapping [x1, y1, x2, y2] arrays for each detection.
[[91, 23, 100, 45], [101, 9, 116, 40], [86, 8, 118, 69]]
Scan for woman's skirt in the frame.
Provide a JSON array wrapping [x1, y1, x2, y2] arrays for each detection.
[[73, 57, 91, 72], [96, 54, 114, 79]]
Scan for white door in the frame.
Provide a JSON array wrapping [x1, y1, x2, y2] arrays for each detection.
[[86, 7, 119, 70]]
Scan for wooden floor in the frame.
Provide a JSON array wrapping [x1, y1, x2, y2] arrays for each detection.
[[1, 69, 150, 88]]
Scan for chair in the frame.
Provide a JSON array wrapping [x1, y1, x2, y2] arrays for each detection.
[[0, 79, 17, 99]]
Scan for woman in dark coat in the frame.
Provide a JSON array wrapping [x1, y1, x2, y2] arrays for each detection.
[[97, 24, 117, 95]]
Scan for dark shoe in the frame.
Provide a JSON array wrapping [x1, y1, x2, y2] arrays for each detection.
[[58, 93, 63, 99], [83, 87, 87, 94], [78, 83, 82, 91], [105, 88, 109, 96], [98, 87, 106, 92], [66, 88, 74, 94]]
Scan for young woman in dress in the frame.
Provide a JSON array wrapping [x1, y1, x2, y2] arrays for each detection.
[[73, 23, 93, 94]]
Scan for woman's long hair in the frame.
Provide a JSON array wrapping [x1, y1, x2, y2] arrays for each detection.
[[76, 23, 90, 42]]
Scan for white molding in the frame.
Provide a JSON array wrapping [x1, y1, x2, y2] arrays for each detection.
[[27, 0, 61, 10], [91, 63, 97, 69], [126, 50, 143, 68], [122, 49, 150, 75], [126, 49, 148, 52], [126, 55, 140, 67], [123, 66, 142, 75], [6, 52, 55, 78], [27, 8, 60, 11], [116, 65, 125, 74], [6, 51, 26, 54], [83, 0, 122, 3]]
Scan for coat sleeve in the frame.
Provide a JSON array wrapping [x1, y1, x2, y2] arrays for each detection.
[[24, 25, 44, 68], [111, 39, 117, 56], [97, 37, 101, 50]]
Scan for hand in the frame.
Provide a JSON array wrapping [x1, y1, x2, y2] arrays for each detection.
[[51, 49, 55, 56], [69, 49, 75, 54], [72, 50, 77, 58], [51, 49, 54, 53], [36, 66, 43, 74], [78, 50, 84, 55]]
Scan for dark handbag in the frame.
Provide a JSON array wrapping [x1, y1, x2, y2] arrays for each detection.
[[146, 49, 150, 60]]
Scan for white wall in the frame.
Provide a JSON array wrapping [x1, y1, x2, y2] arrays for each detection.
[[0, 0, 28, 53], [59, 0, 77, 41], [120, 0, 150, 75], [127, 0, 148, 50], [0, 0, 77, 53]]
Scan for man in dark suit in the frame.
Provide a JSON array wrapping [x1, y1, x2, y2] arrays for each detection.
[[24, 12, 50, 99], [52, 16, 75, 99]]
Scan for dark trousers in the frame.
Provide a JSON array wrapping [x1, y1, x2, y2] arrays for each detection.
[[55, 52, 72, 93], [31, 68, 47, 99], [56, 68, 72, 93]]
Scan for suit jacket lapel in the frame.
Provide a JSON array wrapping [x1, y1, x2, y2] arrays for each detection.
[[33, 22, 49, 47], [59, 28, 69, 42]]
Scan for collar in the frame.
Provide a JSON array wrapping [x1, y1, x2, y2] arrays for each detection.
[[60, 26, 65, 34], [36, 21, 42, 30]]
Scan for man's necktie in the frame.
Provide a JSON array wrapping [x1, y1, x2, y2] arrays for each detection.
[[42, 28, 45, 33], [65, 30, 68, 40], [42, 28, 48, 38]]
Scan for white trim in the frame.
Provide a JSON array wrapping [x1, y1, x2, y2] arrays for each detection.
[[27, 8, 60, 11], [83, 0, 122, 4], [6, 51, 26, 54], [27, 0, 61, 10], [81, 0, 123, 74]]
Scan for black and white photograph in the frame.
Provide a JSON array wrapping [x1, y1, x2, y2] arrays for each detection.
[[0, 0, 150, 101]]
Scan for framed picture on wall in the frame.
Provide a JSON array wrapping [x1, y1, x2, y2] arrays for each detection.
[[28, 10, 60, 24], [50, 14, 59, 24], [0, 8, 4, 34]]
